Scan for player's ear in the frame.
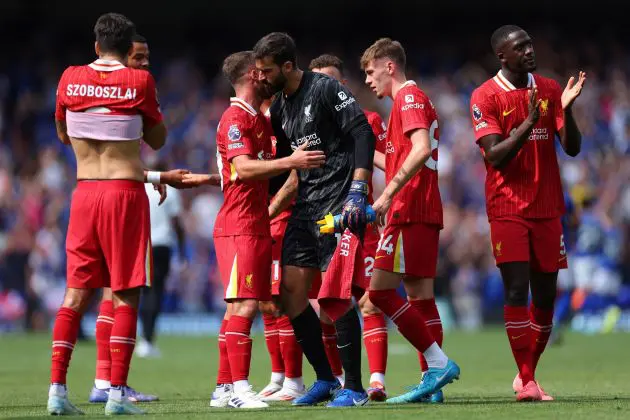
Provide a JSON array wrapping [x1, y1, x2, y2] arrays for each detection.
[[497, 51, 505, 64], [282, 61, 293, 74], [342, 78, 348, 86], [387, 60, 395, 75], [94, 42, 100, 57]]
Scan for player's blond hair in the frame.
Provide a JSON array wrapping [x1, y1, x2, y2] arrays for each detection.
[[360, 38, 406, 70]]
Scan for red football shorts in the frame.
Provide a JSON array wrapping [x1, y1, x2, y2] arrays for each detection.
[[270, 218, 289, 296], [66, 180, 152, 292], [214, 235, 272, 301], [374, 223, 440, 278], [490, 216, 568, 273]]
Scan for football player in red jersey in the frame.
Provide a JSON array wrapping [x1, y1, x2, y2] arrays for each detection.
[[470, 25, 585, 402], [49, 13, 167, 415], [361, 38, 460, 404], [89, 32, 187, 407], [184, 51, 324, 409], [308, 54, 390, 401]]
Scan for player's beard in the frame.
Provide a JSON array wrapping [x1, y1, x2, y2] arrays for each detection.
[[269, 71, 287, 94]]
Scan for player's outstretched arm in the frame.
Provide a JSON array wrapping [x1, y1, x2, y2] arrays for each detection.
[[180, 173, 222, 187], [269, 170, 298, 219], [479, 87, 541, 169], [231, 142, 325, 181], [372, 128, 431, 226], [558, 71, 586, 157]]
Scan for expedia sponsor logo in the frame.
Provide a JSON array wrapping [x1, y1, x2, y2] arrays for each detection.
[[401, 103, 424, 111], [335, 96, 356, 111]]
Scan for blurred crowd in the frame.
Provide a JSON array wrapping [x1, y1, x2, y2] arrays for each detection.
[[1, 29, 630, 333]]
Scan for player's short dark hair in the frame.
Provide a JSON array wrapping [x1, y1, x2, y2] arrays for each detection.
[[222, 51, 255, 85], [132, 34, 147, 44], [308, 54, 344, 76], [360, 38, 406, 70], [253, 32, 297, 67], [490, 25, 524, 53], [94, 13, 136, 57]]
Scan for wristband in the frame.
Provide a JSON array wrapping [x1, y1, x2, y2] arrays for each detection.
[[147, 171, 161, 184]]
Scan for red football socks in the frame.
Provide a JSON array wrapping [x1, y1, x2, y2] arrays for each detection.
[[277, 315, 303, 378], [95, 300, 114, 382], [109, 305, 137, 387], [369, 289, 434, 352], [409, 298, 443, 372], [216, 319, 232, 384], [362, 313, 388, 375], [226, 315, 253, 382], [263, 313, 284, 374], [51, 307, 82, 384], [530, 304, 554, 373], [504, 305, 534, 384], [320, 321, 343, 377]]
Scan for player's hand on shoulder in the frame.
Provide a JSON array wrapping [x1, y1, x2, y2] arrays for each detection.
[[288, 140, 326, 169], [527, 87, 542, 124], [161, 169, 192, 189], [561, 71, 586, 110]]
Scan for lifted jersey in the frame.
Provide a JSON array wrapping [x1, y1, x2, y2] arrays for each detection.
[[270, 71, 368, 221]]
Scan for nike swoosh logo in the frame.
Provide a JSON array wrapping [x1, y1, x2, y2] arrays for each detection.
[[353, 397, 369, 406], [256, 132, 264, 138], [511, 334, 526, 340], [337, 343, 351, 349], [435, 367, 452, 383], [503, 108, 516, 117], [237, 340, 249, 345], [375, 255, 386, 260]]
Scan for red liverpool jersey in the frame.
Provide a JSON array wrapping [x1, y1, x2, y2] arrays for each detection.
[[363, 109, 387, 205], [214, 98, 274, 237], [385, 81, 442, 227], [55, 59, 162, 139], [470, 71, 565, 220]]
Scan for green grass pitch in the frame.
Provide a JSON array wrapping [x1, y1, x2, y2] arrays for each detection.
[[2, 329, 629, 419]]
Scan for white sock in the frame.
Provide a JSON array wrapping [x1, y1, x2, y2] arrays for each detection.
[[283, 376, 304, 390], [336, 375, 345, 387], [423, 342, 448, 369], [109, 386, 124, 401], [49, 383, 67, 398], [94, 379, 111, 390], [233, 380, 250, 394], [270, 372, 285, 385], [369, 372, 386, 385], [214, 383, 232, 395]]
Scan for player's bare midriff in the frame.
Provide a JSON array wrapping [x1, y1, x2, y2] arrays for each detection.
[[70, 137, 144, 181]]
